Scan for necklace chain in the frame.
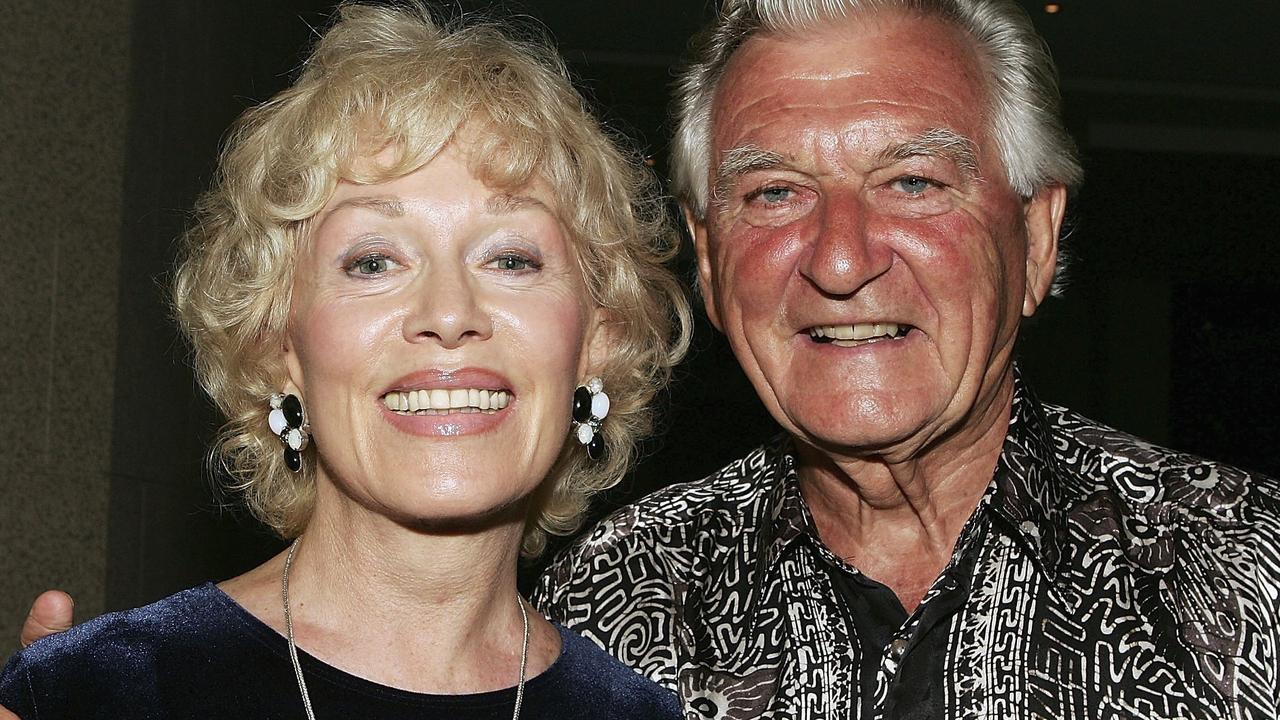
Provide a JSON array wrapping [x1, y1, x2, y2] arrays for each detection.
[[281, 539, 529, 720]]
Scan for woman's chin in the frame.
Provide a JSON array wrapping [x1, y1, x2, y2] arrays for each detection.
[[374, 490, 532, 536]]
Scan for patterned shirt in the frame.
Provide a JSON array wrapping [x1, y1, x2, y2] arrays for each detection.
[[534, 380, 1280, 719]]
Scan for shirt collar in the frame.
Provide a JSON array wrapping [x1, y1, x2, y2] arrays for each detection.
[[760, 437, 807, 570], [986, 370, 1073, 588]]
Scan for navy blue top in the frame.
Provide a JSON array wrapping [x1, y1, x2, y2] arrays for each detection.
[[0, 583, 680, 719]]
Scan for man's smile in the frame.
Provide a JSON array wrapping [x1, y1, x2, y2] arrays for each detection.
[[807, 322, 913, 347]]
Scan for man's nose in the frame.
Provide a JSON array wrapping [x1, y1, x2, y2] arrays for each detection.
[[800, 191, 892, 296], [403, 266, 493, 348]]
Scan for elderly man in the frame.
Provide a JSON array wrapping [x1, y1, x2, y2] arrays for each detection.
[[11, 1, 1280, 719], [533, 1, 1280, 719]]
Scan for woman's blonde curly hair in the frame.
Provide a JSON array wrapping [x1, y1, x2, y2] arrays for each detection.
[[172, 2, 691, 557]]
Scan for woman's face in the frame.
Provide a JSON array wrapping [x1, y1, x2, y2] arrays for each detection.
[[283, 144, 603, 529]]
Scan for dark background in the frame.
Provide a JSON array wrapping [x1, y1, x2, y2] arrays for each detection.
[[105, 0, 1280, 606]]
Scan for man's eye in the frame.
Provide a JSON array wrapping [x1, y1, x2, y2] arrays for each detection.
[[489, 254, 540, 272], [349, 254, 395, 275], [750, 186, 794, 204], [891, 176, 936, 195]]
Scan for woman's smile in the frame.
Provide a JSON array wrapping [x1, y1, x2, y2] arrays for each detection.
[[379, 367, 517, 438]]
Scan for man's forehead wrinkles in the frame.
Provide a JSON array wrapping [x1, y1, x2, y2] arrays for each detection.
[[777, 68, 872, 82], [718, 124, 972, 170], [720, 91, 976, 135]]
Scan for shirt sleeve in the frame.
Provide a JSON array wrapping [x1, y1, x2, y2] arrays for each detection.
[[0, 651, 39, 720]]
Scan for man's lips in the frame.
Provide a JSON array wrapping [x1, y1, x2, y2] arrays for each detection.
[[807, 321, 914, 346]]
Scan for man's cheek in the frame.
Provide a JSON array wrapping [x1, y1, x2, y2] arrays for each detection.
[[722, 226, 806, 310]]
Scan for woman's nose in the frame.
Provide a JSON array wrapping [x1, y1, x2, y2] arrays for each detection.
[[402, 267, 493, 348]]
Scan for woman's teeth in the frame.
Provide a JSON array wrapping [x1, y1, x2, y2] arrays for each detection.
[[809, 322, 911, 345], [382, 388, 510, 414]]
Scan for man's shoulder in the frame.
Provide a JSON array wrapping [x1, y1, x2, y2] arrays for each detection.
[[549, 438, 786, 571], [1043, 402, 1280, 530], [532, 439, 788, 689]]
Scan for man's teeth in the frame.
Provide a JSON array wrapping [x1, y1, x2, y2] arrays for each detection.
[[809, 322, 909, 343], [382, 388, 511, 414]]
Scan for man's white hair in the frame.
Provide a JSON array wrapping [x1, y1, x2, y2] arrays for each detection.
[[672, 0, 1084, 291]]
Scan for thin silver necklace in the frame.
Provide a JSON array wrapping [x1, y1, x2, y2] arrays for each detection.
[[281, 539, 530, 720]]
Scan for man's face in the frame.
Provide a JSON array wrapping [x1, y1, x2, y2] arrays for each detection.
[[693, 12, 1065, 461]]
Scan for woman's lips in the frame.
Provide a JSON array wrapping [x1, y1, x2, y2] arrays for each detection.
[[379, 398, 511, 437], [378, 368, 514, 437], [382, 387, 510, 413]]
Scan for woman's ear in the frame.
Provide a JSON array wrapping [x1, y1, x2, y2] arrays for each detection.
[[579, 307, 619, 380], [279, 330, 305, 397]]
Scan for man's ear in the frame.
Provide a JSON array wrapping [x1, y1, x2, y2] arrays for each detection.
[[686, 205, 724, 331], [1022, 183, 1067, 318]]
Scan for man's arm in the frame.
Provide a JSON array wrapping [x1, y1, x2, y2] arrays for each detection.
[[19, 590, 73, 647]]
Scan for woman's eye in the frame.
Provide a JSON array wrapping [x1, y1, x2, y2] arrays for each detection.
[[348, 253, 396, 275], [489, 254, 540, 272], [891, 176, 936, 195]]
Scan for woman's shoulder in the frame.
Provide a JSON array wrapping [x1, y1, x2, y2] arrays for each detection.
[[9, 584, 224, 668], [541, 624, 681, 719]]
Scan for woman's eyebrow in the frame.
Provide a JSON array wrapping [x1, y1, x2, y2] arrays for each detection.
[[322, 196, 407, 220], [485, 192, 553, 215]]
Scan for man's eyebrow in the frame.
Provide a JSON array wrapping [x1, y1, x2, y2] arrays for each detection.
[[878, 128, 981, 179], [485, 193, 553, 215], [713, 144, 786, 202]]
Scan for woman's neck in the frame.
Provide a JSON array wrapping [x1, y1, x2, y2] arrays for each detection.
[[219, 485, 559, 694], [301, 489, 525, 614]]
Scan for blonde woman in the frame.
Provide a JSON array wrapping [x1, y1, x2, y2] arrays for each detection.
[[0, 4, 687, 718]]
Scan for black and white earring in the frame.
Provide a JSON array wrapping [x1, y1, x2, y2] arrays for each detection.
[[268, 393, 310, 472], [571, 377, 609, 461]]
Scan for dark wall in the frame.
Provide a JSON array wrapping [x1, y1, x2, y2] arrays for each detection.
[[106, 0, 335, 610], [1021, 151, 1280, 480], [106, 0, 1280, 608]]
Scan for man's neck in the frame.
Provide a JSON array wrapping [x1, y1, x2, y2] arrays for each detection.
[[797, 376, 1015, 613]]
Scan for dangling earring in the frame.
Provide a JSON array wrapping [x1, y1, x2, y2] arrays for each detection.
[[268, 393, 310, 472], [571, 377, 609, 461]]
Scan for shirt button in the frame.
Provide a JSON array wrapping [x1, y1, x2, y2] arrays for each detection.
[[889, 637, 909, 658]]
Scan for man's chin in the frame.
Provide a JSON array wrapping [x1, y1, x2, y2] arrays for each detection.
[[781, 385, 939, 444], [790, 419, 931, 463]]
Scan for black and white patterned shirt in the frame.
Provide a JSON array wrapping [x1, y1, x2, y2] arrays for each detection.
[[534, 380, 1280, 719]]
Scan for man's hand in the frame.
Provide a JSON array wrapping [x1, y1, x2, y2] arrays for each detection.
[[20, 590, 74, 647], [0, 594, 71, 720]]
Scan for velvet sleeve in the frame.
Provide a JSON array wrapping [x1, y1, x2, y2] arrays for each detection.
[[0, 651, 38, 720]]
